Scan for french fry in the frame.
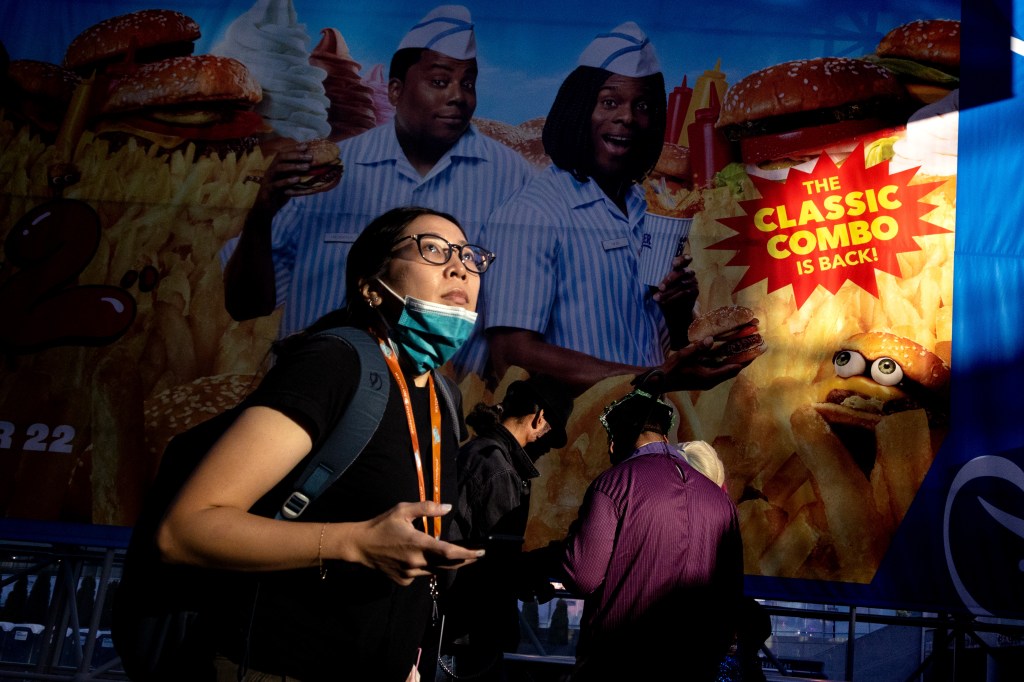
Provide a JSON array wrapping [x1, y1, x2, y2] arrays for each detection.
[[758, 506, 820, 578], [790, 404, 890, 583], [873, 409, 936, 525], [737, 498, 787, 573]]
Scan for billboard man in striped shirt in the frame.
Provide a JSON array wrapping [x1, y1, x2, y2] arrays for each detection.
[[480, 22, 747, 395], [221, 5, 534, 341]]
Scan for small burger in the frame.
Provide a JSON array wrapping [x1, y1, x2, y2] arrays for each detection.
[[290, 138, 344, 196], [812, 331, 950, 477], [815, 332, 950, 430], [64, 9, 201, 75], [644, 142, 702, 217], [94, 54, 269, 155], [716, 57, 908, 180], [687, 305, 767, 366], [868, 19, 960, 104]]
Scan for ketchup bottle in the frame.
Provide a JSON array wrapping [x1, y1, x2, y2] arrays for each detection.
[[687, 85, 734, 189], [665, 75, 692, 144]]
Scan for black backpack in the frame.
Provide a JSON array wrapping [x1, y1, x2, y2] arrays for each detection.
[[112, 327, 461, 680]]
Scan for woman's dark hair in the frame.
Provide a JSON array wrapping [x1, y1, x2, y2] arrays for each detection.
[[465, 381, 545, 435], [542, 65, 666, 185], [274, 206, 462, 355]]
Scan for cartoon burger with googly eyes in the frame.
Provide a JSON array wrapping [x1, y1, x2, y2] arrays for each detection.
[[812, 331, 950, 476]]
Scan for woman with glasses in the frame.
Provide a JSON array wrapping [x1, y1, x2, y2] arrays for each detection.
[[158, 206, 492, 681]]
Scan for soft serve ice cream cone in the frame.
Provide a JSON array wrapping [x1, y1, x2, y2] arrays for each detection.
[[309, 28, 377, 141], [364, 63, 395, 126], [212, 0, 330, 142]]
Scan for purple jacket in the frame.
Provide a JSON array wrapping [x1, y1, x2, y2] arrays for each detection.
[[561, 442, 743, 680]]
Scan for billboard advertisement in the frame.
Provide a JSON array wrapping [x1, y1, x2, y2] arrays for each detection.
[[2, 0, 1020, 618]]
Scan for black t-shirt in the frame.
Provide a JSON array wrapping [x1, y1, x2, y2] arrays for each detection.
[[215, 333, 461, 681]]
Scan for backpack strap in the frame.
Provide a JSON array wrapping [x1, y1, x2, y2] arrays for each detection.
[[433, 371, 465, 442], [276, 327, 390, 520]]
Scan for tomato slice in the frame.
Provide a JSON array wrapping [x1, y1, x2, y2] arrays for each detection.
[[740, 118, 897, 165]]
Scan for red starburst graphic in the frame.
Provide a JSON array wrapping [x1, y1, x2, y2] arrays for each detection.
[[711, 146, 950, 307]]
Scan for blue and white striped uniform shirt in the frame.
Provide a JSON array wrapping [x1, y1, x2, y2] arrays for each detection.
[[479, 165, 669, 368], [220, 122, 534, 338]]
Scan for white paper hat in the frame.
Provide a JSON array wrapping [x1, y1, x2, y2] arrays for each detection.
[[577, 21, 660, 77], [397, 5, 476, 60]]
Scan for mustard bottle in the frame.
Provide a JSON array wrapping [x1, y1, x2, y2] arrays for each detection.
[[677, 58, 727, 148]]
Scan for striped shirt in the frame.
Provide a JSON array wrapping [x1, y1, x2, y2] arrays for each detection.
[[477, 165, 669, 369], [220, 122, 534, 338], [560, 442, 743, 679]]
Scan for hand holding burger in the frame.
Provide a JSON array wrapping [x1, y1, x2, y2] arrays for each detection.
[[634, 305, 765, 393], [254, 138, 344, 211]]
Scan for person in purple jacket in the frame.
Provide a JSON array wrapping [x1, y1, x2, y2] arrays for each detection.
[[560, 386, 743, 681]]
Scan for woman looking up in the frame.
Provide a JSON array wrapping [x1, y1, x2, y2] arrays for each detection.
[[158, 206, 493, 681]]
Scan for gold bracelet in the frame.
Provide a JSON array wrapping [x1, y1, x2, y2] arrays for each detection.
[[317, 523, 329, 580]]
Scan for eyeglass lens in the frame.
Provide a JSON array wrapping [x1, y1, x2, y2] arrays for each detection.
[[417, 235, 492, 273]]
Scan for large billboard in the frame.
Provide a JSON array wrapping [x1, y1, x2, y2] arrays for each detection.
[[2, 0, 1020, 618]]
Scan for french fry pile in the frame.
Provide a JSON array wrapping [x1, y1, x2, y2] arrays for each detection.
[[1, 120, 282, 523]]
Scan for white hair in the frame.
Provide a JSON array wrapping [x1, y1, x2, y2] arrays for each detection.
[[678, 440, 725, 487]]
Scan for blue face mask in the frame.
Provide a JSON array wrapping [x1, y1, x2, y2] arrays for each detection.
[[377, 280, 478, 374]]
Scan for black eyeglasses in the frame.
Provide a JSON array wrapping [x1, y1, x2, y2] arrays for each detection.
[[392, 233, 496, 274]]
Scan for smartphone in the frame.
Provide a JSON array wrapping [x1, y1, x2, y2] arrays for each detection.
[[453, 534, 524, 553]]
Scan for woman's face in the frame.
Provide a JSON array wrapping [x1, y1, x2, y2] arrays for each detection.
[[380, 213, 480, 312], [589, 74, 657, 181]]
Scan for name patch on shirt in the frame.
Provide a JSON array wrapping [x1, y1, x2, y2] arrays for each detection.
[[324, 233, 358, 244], [602, 237, 630, 251]]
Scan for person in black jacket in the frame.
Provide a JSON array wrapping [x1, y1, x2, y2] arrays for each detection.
[[439, 375, 574, 680]]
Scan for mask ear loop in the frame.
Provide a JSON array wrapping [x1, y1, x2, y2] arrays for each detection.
[[374, 276, 406, 304]]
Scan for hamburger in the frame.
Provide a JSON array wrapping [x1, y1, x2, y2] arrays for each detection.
[[868, 19, 960, 104], [687, 305, 767, 366], [815, 332, 950, 431], [644, 142, 702, 217], [811, 332, 950, 478], [64, 9, 201, 76], [94, 54, 269, 155], [290, 138, 344, 196], [653, 142, 690, 191], [5, 60, 82, 135], [716, 57, 908, 180]]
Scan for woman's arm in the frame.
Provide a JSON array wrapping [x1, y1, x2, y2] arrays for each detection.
[[157, 406, 480, 586]]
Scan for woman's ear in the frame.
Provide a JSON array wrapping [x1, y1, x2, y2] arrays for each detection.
[[360, 281, 383, 308]]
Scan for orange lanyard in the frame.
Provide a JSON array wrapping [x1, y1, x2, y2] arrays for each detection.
[[377, 337, 443, 539]]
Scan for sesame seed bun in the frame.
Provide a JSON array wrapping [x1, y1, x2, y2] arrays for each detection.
[[840, 332, 949, 392], [64, 9, 201, 74], [100, 55, 261, 114], [718, 57, 904, 129], [877, 19, 960, 70]]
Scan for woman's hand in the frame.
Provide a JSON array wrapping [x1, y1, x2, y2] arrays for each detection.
[[336, 501, 483, 586]]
